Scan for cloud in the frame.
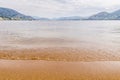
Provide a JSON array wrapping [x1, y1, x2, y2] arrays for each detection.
[[0, 0, 120, 18]]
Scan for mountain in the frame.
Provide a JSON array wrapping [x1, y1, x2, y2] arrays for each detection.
[[110, 9, 120, 19], [2, 7, 120, 20], [88, 12, 110, 20], [88, 9, 120, 20], [55, 16, 84, 20], [0, 7, 34, 20], [54, 9, 120, 20]]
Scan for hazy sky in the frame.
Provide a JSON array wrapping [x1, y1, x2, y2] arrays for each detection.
[[0, 0, 120, 18]]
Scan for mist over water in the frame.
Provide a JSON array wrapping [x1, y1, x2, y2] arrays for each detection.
[[0, 21, 120, 51]]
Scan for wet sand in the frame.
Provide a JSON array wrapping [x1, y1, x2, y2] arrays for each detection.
[[0, 47, 119, 61], [0, 60, 120, 80], [0, 48, 120, 80]]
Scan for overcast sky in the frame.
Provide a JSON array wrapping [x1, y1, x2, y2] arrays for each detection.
[[0, 0, 120, 18]]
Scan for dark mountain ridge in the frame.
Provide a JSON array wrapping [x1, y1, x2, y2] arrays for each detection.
[[0, 7, 34, 20], [88, 9, 120, 20]]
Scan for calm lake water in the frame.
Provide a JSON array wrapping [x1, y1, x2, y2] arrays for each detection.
[[0, 21, 120, 51]]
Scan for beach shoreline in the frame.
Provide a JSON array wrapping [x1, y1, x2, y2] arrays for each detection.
[[0, 47, 119, 61]]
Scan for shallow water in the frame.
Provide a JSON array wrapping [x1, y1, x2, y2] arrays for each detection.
[[0, 21, 120, 51]]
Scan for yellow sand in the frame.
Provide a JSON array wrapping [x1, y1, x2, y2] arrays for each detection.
[[0, 47, 120, 80], [0, 47, 119, 61], [0, 60, 120, 80]]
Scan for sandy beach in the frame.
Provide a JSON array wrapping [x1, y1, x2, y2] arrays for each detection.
[[0, 47, 119, 61], [0, 48, 120, 80], [0, 60, 120, 80]]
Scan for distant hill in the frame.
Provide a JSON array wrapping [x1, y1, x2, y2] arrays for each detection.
[[88, 9, 120, 20], [55, 9, 120, 20], [55, 16, 84, 20], [88, 12, 110, 20], [1, 7, 120, 20], [0, 7, 34, 20], [33, 16, 50, 21]]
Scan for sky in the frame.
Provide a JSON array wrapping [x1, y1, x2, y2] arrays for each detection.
[[0, 0, 120, 18]]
